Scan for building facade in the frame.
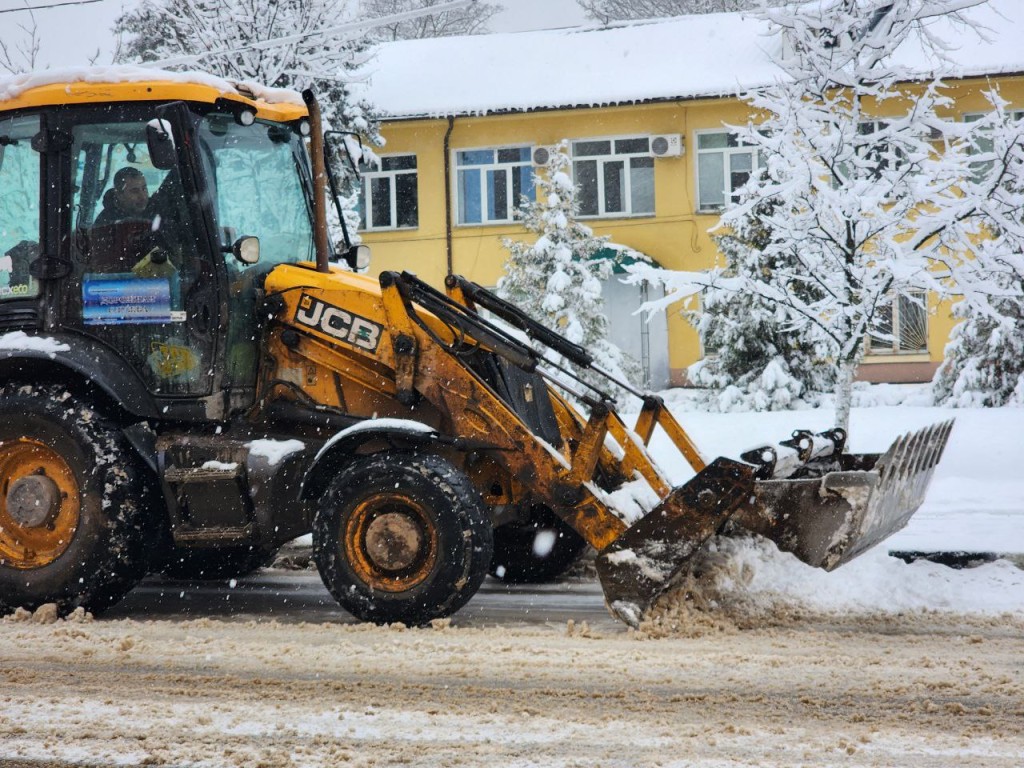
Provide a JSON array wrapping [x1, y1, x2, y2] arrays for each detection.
[[351, 5, 1024, 387]]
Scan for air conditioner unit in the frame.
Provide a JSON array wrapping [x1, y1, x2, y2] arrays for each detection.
[[650, 134, 683, 158], [532, 146, 551, 167]]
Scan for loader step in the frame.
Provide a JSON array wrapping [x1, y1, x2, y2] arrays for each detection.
[[164, 464, 243, 483]]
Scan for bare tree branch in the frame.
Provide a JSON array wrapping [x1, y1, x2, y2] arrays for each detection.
[[577, 0, 772, 24], [362, 0, 502, 40]]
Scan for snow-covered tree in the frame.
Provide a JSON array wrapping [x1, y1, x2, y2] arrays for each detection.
[[113, 0, 383, 241], [635, 0, 1024, 431], [933, 287, 1024, 407], [926, 99, 1024, 408], [577, 0, 772, 23], [689, 195, 836, 411], [362, 0, 502, 40], [498, 141, 639, 402]]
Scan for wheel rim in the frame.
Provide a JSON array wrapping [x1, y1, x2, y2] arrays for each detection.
[[343, 493, 438, 593], [0, 438, 80, 569]]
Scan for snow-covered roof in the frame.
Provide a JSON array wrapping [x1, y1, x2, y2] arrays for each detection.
[[355, 0, 1024, 120]]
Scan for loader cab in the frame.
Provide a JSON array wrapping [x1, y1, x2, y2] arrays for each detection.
[[0, 82, 319, 420]]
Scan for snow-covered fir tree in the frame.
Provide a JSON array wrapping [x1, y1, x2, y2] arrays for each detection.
[[361, 0, 502, 40], [634, 0, 1024, 431], [577, 0, 773, 23], [690, 195, 836, 411], [926, 96, 1024, 408], [933, 285, 1024, 407], [113, 0, 383, 242], [498, 141, 639, 403]]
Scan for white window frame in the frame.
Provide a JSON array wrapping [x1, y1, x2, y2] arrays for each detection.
[[866, 291, 929, 356], [359, 153, 418, 231], [454, 145, 534, 226], [694, 129, 763, 213], [964, 110, 1024, 182], [570, 135, 655, 219]]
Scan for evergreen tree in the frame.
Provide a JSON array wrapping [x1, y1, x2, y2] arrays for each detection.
[[498, 141, 638, 402], [933, 287, 1024, 407], [691, 196, 835, 411]]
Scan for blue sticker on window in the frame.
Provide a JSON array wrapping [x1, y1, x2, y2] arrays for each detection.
[[82, 273, 172, 325]]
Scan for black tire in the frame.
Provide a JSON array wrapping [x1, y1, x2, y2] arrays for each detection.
[[490, 505, 589, 584], [0, 382, 151, 616], [313, 451, 493, 625], [159, 544, 280, 580]]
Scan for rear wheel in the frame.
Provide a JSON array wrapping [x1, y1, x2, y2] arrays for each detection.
[[313, 452, 493, 625], [490, 505, 589, 584], [159, 544, 280, 580], [0, 383, 151, 616]]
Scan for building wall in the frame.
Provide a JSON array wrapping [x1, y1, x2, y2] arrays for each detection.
[[360, 75, 1024, 387]]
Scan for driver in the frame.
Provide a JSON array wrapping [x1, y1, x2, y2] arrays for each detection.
[[93, 167, 150, 226]]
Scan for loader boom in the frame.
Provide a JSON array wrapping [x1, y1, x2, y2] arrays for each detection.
[[265, 266, 954, 625]]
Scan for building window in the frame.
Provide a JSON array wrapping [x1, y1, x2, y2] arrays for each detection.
[[571, 137, 654, 218], [965, 111, 1024, 182], [696, 131, 762, 212], [867, 292, 928, 355], [359, 154, 418, 230], [455, 147, 534, 225], [833, 121, 908, 187]]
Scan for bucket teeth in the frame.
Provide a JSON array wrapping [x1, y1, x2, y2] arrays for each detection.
[[733, 420, 955, 572]]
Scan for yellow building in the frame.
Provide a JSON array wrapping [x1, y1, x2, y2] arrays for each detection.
[[350, 6, 1023, 387]]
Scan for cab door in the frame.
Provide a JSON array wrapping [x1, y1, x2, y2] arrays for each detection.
[[58, 104, 223, 408], [0, 113, 43, 329]]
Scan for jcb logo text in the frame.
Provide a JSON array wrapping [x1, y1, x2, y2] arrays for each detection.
[[295, 295, 383, 353]]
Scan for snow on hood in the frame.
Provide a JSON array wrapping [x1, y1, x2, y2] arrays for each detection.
[[0, 65, 303, 107], [355, 0, 1024, 119]]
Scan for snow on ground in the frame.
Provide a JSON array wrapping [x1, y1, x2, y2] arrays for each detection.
[[1, 389, 1021, 767]]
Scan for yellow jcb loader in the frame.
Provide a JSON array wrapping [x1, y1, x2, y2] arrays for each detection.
[[0, 71, 952, 626]]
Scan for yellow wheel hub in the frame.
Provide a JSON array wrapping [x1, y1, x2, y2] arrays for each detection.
[[0, 438, 80, 569], [344, 494, 437, 593]]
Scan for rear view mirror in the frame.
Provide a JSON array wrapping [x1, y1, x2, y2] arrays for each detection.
[[340, 244, 370, 272], [232, 235, 261, 265], [146, 118, 177, 170]]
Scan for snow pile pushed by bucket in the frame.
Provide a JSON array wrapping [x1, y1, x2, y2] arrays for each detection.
[[636, 534, 1024, 638]]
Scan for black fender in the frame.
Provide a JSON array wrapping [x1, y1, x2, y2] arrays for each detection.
[[300, 419, 442, 501], [0, 331, 158, 418]]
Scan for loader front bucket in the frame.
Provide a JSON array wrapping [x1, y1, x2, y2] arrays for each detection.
[[594, 421, 953, 627], [732, 420, 955, 571]]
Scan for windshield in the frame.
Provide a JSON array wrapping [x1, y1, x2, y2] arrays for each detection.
[[197, 114, 315, 270]]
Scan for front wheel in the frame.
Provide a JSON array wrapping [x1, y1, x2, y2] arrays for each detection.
[[313, 452, 493, 625], [0, 383, 151, 615]]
